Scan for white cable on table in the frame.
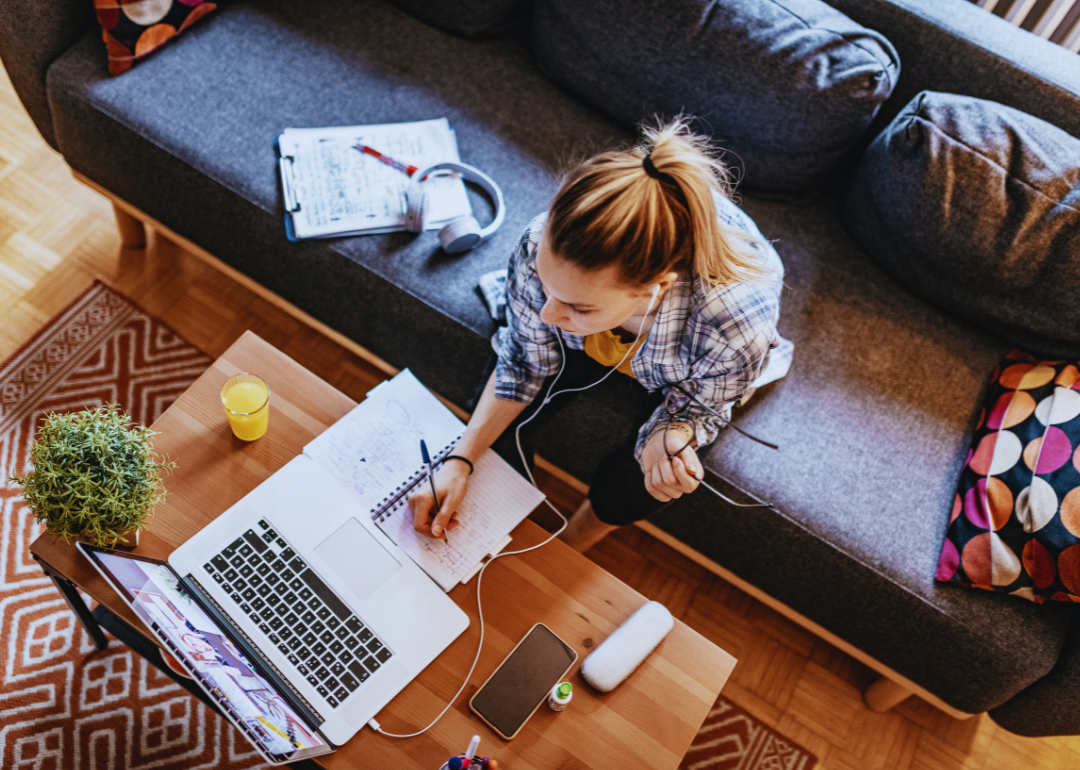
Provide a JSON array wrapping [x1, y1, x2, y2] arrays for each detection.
[[369, 293, 656, 738]]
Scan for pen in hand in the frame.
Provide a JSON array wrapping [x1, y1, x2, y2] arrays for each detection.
[[420, 440, 450, 546]]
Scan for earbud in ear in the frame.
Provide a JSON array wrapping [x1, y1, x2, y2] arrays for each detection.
[[651, 285, 660, 300]]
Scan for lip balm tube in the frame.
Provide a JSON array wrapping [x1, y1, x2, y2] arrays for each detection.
[[548, 681, 573, 711]]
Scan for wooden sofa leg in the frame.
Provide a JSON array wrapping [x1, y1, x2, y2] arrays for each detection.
[[112, 203, 146, 250], [864, 675, 913, 712]]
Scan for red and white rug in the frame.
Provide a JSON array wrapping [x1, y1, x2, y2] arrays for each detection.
[[680, 696, 817, 770], [0, 281, 273, 769]]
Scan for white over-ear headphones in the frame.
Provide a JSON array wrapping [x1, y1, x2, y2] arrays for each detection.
[[403, 162, 506, 254]]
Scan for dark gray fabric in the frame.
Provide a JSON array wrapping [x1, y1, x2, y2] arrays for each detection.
[[840, 92, 1080, 358], [530, 0, 899, 193], [480, 348, 671, 526], [0, 0, 95, 150], [386, 0, 531, 37], [46, 0, 628, 407], [631, 190, 1073, 714], [990, 615, 1080, 736], [826, 0, 1080, 142]]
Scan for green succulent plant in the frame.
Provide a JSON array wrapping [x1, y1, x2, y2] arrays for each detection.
[[10, 404, 175, 546]]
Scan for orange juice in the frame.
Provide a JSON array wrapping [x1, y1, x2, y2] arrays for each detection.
[[221, 375, 269, 441]]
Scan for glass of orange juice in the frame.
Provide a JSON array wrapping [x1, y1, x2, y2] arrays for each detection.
[[221, 373, 270, 441]]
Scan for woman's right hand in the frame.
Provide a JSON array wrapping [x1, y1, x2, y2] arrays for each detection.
[[407, 460, 472, 540]]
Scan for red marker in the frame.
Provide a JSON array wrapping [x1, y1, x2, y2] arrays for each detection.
[[354, 143, 419, 177]]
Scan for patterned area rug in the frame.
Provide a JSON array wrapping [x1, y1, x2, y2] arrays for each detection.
[[680, 696, 817, 770], [0, 281, 274, 769]]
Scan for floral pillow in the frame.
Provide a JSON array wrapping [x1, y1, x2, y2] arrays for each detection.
[[936, 350, 1080, 603], [94, 1, 220, 76]]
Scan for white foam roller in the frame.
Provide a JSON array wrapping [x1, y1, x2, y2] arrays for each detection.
[[581, 601, 674, 692]]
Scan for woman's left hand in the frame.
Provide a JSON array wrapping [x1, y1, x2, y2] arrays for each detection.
[[641, 424, 703, 502]]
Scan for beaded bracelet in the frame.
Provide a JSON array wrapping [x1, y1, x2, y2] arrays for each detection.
[[444, 455, 474, 475]]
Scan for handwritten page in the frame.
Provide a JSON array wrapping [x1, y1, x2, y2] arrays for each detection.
[[372, 450, 543, 590], [279, 119, 471, 239], [303, 370, 545, 591], [304, 370, 462, 507]]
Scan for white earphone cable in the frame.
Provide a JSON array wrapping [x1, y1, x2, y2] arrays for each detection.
[[369, 287, 659, 739]]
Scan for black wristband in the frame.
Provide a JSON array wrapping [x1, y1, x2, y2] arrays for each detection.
[[444, 455, 474, 475]]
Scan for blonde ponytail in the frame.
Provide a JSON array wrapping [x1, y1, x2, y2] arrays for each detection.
[[547, 117, 772, 287]]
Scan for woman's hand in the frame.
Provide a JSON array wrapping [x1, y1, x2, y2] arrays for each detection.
[[407, 460, 471, 539], [641, 423, 702, 502]]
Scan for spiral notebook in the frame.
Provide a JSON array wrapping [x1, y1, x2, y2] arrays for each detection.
[[302, 370, 545, 591]]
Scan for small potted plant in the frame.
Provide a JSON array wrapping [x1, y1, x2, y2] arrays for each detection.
[[10, 404, 175, 548]]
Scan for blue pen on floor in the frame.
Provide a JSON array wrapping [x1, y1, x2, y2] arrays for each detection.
[[420, 440, 450, 547]]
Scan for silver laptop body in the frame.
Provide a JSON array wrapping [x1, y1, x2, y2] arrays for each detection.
[[168, 454, 470, 746]]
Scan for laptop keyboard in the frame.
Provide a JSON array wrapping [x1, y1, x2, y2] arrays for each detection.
[[202, 519, 393, 709]]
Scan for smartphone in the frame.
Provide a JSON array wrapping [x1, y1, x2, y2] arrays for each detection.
[[469, 623, 578, 740]]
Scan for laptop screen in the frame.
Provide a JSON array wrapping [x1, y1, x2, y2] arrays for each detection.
[[83, 546, 331, 764]]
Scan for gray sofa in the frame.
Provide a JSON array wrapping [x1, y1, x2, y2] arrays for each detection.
[[5, 0, 1080, 736]]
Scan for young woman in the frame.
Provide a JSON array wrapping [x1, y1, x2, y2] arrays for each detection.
[[407, 119, 789, 552]]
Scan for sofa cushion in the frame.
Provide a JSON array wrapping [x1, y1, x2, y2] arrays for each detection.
[[530, 0, 899, 193], [94, 0, 220, 76], [386, 0, 530, 37], [840, 91, 1080, 359]]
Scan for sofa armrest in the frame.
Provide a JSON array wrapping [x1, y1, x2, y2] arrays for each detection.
[[989, 612, 1080, 737], [827, 0, 1080, 138], [0, 0, 96, 150]]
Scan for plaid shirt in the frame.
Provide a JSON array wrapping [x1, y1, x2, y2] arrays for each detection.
[[494, 195, 791, 463]]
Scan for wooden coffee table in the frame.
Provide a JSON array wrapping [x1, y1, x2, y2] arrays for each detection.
[[30, 331, 735, 769]]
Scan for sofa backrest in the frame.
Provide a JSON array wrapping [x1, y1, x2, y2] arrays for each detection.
[[827, 0, 1080, 140], [386, 0, 531, 38]]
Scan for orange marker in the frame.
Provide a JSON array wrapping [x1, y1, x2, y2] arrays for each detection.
[[354, 143, 418, 176]]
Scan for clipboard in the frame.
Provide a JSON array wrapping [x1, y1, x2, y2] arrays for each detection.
[[274, 119, 472, 242]]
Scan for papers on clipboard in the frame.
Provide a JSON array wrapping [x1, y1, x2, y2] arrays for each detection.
[[276, 118, 472, 241]]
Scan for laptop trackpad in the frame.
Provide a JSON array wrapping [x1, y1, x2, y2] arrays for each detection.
[[314, 518, 402, 602]]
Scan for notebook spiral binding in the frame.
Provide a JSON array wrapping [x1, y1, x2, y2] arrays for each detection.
[[370, 433, 464, 525]]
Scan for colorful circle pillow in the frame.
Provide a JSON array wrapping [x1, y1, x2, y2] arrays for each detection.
[[936, 350, 1080, 603], [94, 1, 220, 76]]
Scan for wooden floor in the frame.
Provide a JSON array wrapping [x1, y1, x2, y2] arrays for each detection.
[[2, 67, 1078, 770]]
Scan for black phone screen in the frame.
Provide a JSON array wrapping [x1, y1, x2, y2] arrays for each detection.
[[470, 624, 577, 739]]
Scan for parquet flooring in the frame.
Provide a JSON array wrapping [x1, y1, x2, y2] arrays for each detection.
[[2, 63, 1078, 770]]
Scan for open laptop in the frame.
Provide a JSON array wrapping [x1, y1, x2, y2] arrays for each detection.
[[80, 541, 334, 765], [81, 455, 469, 762]]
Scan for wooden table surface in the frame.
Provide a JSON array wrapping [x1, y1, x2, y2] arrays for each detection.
[[30, 331, 735, 769]]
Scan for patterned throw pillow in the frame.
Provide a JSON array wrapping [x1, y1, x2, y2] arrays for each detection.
[[94, 1, 220, 76], [936, 350, 1080, 603]]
